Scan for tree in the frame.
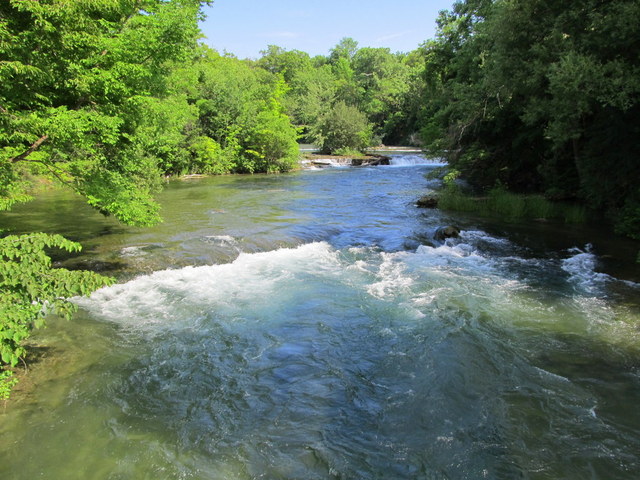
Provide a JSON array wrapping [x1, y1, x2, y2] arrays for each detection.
[[257, 45, 312, 84], [416, 0, 640, 238], [0, 0, 207, 397], [190, 48, 299, 174], [351, 47, 415, 143], [0, 0, 206, 224], [311, 102, 373, 154], [284, 63, 337, 133], [329, 37, 359, 64]]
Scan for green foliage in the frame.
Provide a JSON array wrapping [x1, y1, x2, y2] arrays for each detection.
[[283, 63, 337, 138], [1, 369, 18, 400], [523, 195, 555, 220], [256, 46, 312, 84], [425, 166, 449, 181], [0, 160, 33, 211], [438, 185, 588, 223], [189, 136, 234, 175], [311, 102, 374, 154], [329, 37, 359, 64], [332, 147, 365, 157], [255, 40, 422, 146], [132, 92, 199, 177], [189, 49, 299, 174], [416, 0, 640, 239], [0, 233, 114, 396], [0, 0, 205, 220], [562, 204, 588, 224], [443, 169, 461, 187], [437, 188, 478, 212], [79, 169, 162, 227], [0, 0, 207, 400], [614, 195, 640, 240], [241, 110, 300, 174], [351, 47, 418, 142]]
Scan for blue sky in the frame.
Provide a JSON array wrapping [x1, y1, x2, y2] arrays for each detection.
[[199, 0, 455, 59]]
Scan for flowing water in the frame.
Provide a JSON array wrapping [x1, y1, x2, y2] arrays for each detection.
[[1, 156, 640, 479]]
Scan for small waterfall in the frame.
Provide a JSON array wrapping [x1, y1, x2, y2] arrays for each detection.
[[388, 154, 444, 166]]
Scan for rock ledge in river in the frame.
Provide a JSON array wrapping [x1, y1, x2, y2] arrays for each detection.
[[303, 153, 390, 168]]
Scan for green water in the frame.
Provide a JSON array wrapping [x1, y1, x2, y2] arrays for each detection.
[[1, 158, 639, 479]]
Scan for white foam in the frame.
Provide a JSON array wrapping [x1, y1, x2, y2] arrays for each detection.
[[367, 252, 414, 299], [78, 233, 638, 350], [202, 235, 239, 251], [204, 235, 236, 244], [561, 245, 610, 294], [459, 230, 512, 248], [387, 155, 444, 167], [414, 241, 493, 273], [75, 242, 343, 328]]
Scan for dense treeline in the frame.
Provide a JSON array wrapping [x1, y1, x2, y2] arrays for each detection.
[[1, 0, 638, 397], [418, 0, 640, 239], [253, 40, 424, 152]]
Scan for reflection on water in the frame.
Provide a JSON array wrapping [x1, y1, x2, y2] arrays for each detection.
[[1, 155, 639, 479]]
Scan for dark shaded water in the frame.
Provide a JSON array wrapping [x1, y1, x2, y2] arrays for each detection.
[[1, 156, 639, 479]]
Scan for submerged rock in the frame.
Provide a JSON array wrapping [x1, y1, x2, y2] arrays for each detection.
[[434, 226, 460, 241]]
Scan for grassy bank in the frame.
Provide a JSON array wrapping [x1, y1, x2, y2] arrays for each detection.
[[437, 187, 589, 223]]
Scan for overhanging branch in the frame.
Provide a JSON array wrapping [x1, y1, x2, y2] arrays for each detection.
[[10, 134, 49, 163]]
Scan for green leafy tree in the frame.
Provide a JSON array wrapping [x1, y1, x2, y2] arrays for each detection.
[[242, 109, 300, 174], [188, 136, 235, 175], [351, 47, 416, 143], [329, 37, 359, 64], [311, 101, 374, 154], [0, 0, 206, 223], [255, 46, 337, 142], [0, 0, 207, 398], [417, 0, 640, 238], [193, 48, 299, 173], [284, 63, 337, 135], [256, 45, 313, 84], [257, 39, 422, 146]]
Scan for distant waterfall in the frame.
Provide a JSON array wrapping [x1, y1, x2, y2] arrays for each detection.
[[388, 154, 445, 166]]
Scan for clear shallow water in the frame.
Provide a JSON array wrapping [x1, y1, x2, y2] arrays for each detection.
[[1, 156, 640, 479]]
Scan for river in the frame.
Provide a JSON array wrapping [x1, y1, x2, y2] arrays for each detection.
[[1, 154, 639, 479]]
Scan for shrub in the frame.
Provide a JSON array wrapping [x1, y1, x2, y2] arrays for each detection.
[[0, 233, 113, 398], [242, 110, 300, 173], [311, 102, 374, 154], [189, 136, 235, 175], [333, 147, 364, 157], [437, 184, 589, 224], [1, 370, 18, 401]]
